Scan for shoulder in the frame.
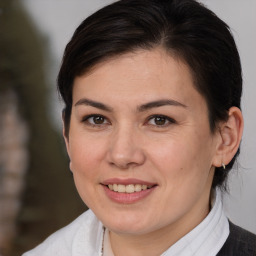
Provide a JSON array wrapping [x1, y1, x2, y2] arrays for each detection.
[[22, 210, 102, 256], [217, 221, 256, 256], [229, 222, 256, 249]]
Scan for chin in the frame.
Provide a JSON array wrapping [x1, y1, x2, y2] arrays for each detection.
[[101, 212, 157, 235]]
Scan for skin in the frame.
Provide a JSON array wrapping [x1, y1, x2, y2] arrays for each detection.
[[64, 48, 243, 256]]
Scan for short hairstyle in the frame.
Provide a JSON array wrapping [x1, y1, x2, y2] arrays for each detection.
[[58, 0, 242, 189]]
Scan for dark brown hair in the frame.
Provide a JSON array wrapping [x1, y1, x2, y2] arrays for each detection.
[[58, 0, 242, 189]]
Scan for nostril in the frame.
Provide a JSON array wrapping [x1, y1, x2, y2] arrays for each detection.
[[107, 147, 146, 169]]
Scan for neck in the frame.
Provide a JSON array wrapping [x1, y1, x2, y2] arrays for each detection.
[[109, 189, 212, 256]]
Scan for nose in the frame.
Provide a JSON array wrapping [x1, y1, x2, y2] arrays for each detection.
[[106, 126, 146, 169]]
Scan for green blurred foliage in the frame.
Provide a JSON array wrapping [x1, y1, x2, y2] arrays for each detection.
[[0, 0, 86, 255]]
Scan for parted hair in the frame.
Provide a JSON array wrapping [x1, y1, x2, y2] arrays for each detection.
[[58, 0, 242, 189]]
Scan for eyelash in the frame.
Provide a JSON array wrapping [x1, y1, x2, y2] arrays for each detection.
[[146, 115, 176, 127], [81, 114, 176, 128], [82, 114, 110, 127]]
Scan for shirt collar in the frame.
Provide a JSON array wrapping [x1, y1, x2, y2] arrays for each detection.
[[102, 189, 229, 256], [161, 189, 229, 256]]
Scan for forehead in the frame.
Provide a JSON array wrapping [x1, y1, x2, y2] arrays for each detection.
[[73, 48, 204, 106]]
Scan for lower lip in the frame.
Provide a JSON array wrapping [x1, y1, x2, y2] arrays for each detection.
[[102, 185, 156, 204]]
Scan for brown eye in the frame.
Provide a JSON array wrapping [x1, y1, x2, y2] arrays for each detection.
[[147, 115, 176, 127], [154, 116, 167, 126], [93, 116, 105, 124], [83, 115, 109, 126]]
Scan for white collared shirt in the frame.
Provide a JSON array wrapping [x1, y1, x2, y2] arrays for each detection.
[[103, 189, 229, 256], [23, 190, 229, 256]]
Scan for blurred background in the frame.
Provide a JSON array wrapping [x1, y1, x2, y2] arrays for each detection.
[[0, 0, 255, 255]]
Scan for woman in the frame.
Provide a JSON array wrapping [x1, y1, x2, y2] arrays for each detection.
[[23, 0, 256, 255]]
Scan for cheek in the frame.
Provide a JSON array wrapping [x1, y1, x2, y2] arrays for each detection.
[[69, 136, 107, 179], [148, 131, 214, 183], [68, 137, 107, 207]]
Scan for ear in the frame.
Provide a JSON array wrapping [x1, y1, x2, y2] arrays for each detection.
[[63, 125, 70, 156], [212, 107, 244, 168], [62, 113, 73, 172]]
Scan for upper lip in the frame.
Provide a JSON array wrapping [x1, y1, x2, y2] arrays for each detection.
[[101, 178, 157, 186]]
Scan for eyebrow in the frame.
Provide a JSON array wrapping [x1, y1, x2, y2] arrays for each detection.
[[74, 98, 113, 112], [137, 99, 187, 112], [74, 98, 187, 112]]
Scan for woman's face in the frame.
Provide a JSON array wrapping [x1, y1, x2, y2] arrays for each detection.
[[65, 49, 220, 237]]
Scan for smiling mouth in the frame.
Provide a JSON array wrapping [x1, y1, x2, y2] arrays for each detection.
[[107, 184, 155, 193]]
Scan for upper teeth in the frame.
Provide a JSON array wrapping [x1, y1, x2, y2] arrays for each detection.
[[108, 184, 152, 193]]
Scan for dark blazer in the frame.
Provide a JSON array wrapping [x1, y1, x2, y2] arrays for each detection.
[[217, 222, 256, 256]]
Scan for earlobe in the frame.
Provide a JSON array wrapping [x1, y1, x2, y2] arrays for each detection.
[[62, 112, 74, 172], [62, 113, 69, 149], [212, 107, 243, 167], [63, 126, 70, 155], [62, 124, 74, 173], [62, 115, 71, 158]]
